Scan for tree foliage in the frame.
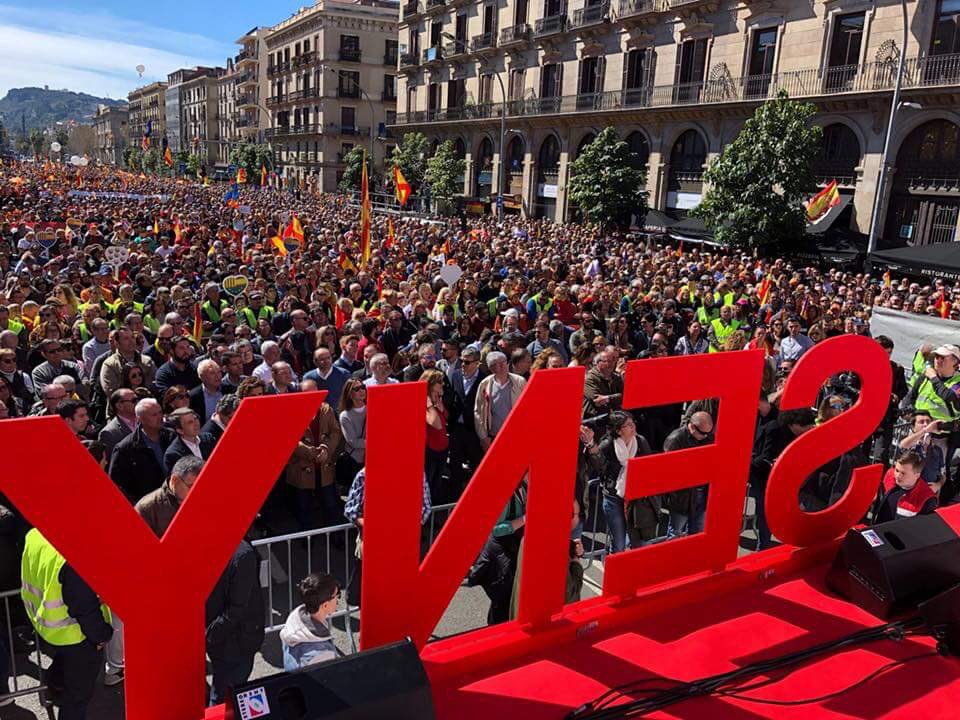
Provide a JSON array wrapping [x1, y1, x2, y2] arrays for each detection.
[[28, 129, 44, 159], [0, 119, 8, 152], [123, 148, 142, 171], [338, 146, 367, 193], [186, 153, 201, 177], [229, 143, 273, 181], [141, 147, 160, 174], [425, 140, 466, 215], [55, 129, 70, 151], [691, 90, 822, 250], [568, 127, 648, 229], [389, 132, 428, 194]]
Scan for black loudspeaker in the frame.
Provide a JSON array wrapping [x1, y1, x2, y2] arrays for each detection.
[[229, 639, 435, 720], [826, 514, 960, 619], [920, 583, 960, 656]]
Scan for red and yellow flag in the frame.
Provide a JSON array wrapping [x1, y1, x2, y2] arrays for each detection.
[[153, 218, 160, 236], [757, 277, 772, 306], [173, 219, 183, 244], [883, 271, 892, 288], [271, 235, 288, 257], [338, 250, 357, 274], [360, 151, 372, 269], [260, 165, 267, 187], [163, 147, 174, 167], [385, 217, 396, 251], [236, 167, 247, 185], [806, 180, 840, 223], [283, 214, 305, 246], [393, 165, 411, 207], [192, 302, 203, 342]]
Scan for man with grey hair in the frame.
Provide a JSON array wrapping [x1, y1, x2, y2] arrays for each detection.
[[109, 398, 176, 503], [449, 345, 487, 488], [81, 317, 111, 378], [268, 361, 299, 395], [363, 353, 398, 387], [201, 393, 240, 445], [135, 455, 204, 538], [188, 358, 223, 422], [252, 340, 281, 385], [474, 351, 527, 451]]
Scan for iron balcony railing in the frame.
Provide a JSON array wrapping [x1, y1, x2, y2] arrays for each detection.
[[327, 124, 371, 136], [500, 24, 531, 45], [236, 48, 255, 62], [293, 51, 316, 67], [422, 45, 444, 64], [337, 86, 361, 98], [339, 47, 362, 62], [426, 0, 446, 10], [399, 52, 419, 68], [394, 52, 960, 124], [571, 1, 611, 28], [616, 0, 661, 18], [403, 1, 420, 20], [264, 124, 322, 138], [384, 52, 399, 66], [470, 31, 496, 51], [534, 14, 569, 37]]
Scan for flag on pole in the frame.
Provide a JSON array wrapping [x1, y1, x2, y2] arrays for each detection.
[[676, 239, 683, 258], [757, 277, 772, 306], [173, 219, 183, 244], [282, 214, 305, 247], [153, 218, 160, 236], [271, 235, 288, 257], [393, 165, 411, 207], [377, 272, 384, 300], [236, 167, 247, 185], [260, 165, 268, 187], [360, 151, 372, 269], [163, 147, 174, 167], [805, 180, 840, 223], [385, 218, 396, 251], [339, 250, 357, 274], [192, 302, 203, 343], [883, 271, 892, 288]]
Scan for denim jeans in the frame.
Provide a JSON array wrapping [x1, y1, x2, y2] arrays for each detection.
[[667, 486, 707, 539], [602, 495, 627, 553]]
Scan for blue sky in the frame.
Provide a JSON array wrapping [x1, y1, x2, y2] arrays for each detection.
[[0, 1, 310, 99]]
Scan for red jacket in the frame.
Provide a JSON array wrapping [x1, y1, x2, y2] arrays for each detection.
[[881, 468, 937, 517]]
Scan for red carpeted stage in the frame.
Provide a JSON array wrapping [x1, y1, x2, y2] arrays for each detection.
[[204, 507, 960, 720]]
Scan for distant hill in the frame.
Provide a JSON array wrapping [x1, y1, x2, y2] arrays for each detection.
[[0, 87, 125, 133]]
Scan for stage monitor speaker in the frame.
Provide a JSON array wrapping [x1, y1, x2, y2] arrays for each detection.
[[919, 582, 960, 656], [826, 514, 960, 619], [228, 639, 435, 720]]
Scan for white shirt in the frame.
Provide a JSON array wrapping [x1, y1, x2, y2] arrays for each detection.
[[182, 436, 202, 458], [462, 371, 478, 396], [252, 361, 273, 384], [364, 376, 399, 387]]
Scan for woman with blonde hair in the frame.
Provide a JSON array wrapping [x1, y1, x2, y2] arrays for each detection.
[[531, 347, 565, 372], [423, 369, 449, 502]]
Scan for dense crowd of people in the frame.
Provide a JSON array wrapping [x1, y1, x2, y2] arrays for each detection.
[[1, 158, 958, 718]]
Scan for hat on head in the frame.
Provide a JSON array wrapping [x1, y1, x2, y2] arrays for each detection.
[[933, 345, 960, 361]]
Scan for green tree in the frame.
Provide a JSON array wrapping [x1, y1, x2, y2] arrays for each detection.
[[28, 129, 44, 159], [187, 153, 201, 177], [15, 135, 30, 157], [123, 147, 142, 171], [568, 127, 648, 229], [389, 131, 428, 194], [0, 119, 8, 152], [229, 143, 273, 182], [338, 146, 367, 193], [142, 147, 160, 174], [692, 90, 822, 250], [425, 140, 466, 215], [55, 129, 70, 151]]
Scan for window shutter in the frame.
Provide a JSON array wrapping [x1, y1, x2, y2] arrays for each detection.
[[556, 62, 564, 97], [675, 40, 685, 85], [693, 38, 708, 83], [622, 51, 632, 91], [577, 59, 585, 94], [596, 55, 606, 94]]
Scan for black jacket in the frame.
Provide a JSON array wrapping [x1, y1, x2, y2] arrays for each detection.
[[163, 433, 217, 475], [200, 417, 225, 445], [188, 384, 221, 423], [205, 540, 265, 659], [61, 563, 113, 646], [153, 359, 199, 395], [449, 369, 486, 431], [109, 426, 176, 503]]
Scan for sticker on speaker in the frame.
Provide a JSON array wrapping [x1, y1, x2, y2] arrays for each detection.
[[236, 686, 271, 718], [861, 529, 884, 548]]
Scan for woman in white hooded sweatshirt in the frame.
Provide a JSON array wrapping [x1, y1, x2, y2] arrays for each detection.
[[280, 573, 342, 671]]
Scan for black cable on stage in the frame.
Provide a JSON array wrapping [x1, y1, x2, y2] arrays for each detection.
[[566, 618, 927, 719]]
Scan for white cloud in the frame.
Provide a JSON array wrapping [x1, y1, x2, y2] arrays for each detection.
[[0, 6, 234, 100]]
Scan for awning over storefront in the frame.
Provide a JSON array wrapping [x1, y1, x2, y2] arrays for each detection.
[[869, 242, 960, 282]]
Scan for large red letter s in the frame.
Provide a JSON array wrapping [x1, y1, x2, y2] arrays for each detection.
[[766, 335, 892, 547], [0, 393, 325, 720]]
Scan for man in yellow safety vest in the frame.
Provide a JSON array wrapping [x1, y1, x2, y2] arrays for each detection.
[[707, 305, 741, 353], [21, 528, 112, 719]]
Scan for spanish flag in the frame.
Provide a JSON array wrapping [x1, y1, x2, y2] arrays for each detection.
[[163, 147, 174, 168], [271, 235, 288, 257], [806, 179, 840, 223], [76, 171, 83, 189], [192, 302, 203, 342], [173, 219, 183, 244], [883, 271, 892, 288], [283, 214, 305, 246], [237, 167, 247, 185], [757, 277, 772, 306], [339, 250, 357, 274], [360, 151, 372, 269], [393, 165, 411, 207], [385, 217, 396, 251], [153, 218, 160, 236], [260, 165, 268, 187]]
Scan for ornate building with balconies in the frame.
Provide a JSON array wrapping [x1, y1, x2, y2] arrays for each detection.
[[126, 82, 166, 156], [395, 0, 960, 247], [93, 104, 128, 166], [264, 0, 399, 192]]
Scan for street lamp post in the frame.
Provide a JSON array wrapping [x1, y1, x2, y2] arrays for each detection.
[[327, 68, 376, 170], [867, 0, 909, 255], [443, 32, 507, 220]]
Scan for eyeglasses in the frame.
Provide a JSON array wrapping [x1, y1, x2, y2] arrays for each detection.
[[691, 424, 713, 437], [461, 358, 477, 365]]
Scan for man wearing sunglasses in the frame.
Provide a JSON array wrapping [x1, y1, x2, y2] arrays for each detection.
[[31, 339, 82, 400], [662, 411, 715, 539]]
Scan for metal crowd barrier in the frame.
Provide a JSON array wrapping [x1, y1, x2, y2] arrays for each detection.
[[0, 587, 48, 710]]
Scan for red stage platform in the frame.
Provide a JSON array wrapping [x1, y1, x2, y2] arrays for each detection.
[[207, 505, 960, 719]]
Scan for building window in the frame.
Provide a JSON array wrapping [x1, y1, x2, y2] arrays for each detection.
[[515, 0, 529, 25], [304, 38, 310, 53], [623, 48, 654, 105], [341, 107, 356, 132], [455, 13, 468, 44], [544, 0, 565, 17], [385, 39, 399, 64], [829, 12, 864, 68], [407, 86, 417, 114], [674, 37, 708, 102], [540, 63, 562, 98], [479, 74, 493, 105], [744, 27, 777, 97], [383, 74, 396, 99], [448, 78, 465, 111], [428, 82, 441, 112], [931, 0, 960, 56], [577, 56, 605, 109], [430, 21, 443, 48], [482, 2, 498, 35]]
